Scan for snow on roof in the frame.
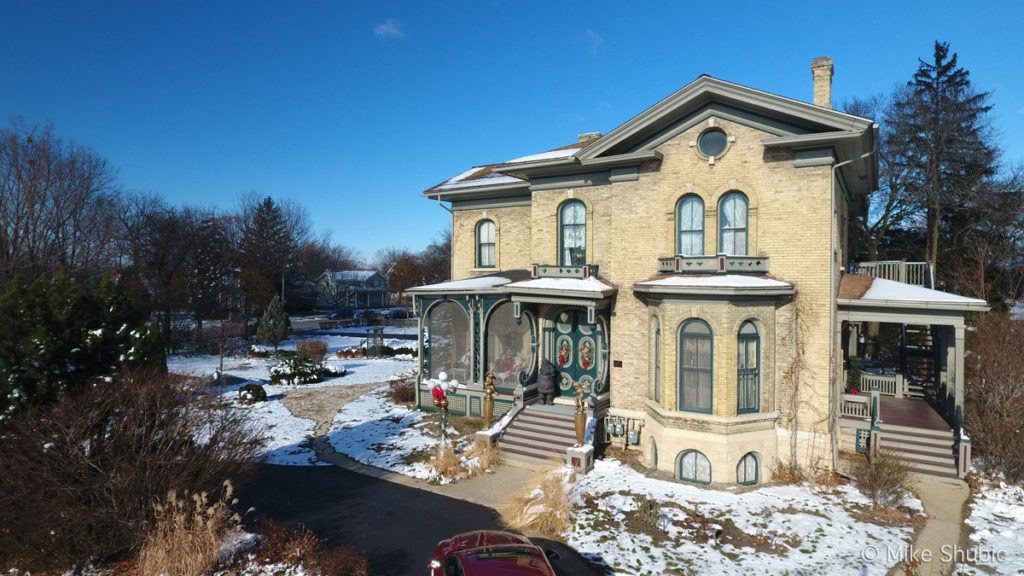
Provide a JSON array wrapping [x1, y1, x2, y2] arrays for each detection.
[[859, 278, 987, 305], [505, 276, 615, 294], [636, 275, 793, 289], [332, 270, 379, 282], [409, 275, 513, 292], [505, 147, 581, 164]]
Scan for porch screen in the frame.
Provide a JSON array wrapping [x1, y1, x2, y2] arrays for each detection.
[[426, 301, 470, 382], [719, 192, 748, 255], [678, 319, 713, 413], [486, 303, 533, 390]]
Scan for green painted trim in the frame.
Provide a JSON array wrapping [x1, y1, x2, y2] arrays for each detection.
[[557, 199, 587, 267], [675, 194, 705, 256], [737, 321, 760, 415], [736, 452, 760, 485], [676, 449, 713, 484], [718, 192, 749, 256], [475, 219, 496, 269]]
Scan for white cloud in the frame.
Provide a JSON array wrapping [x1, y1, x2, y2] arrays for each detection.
[[584, 28, 605, 55], [374, 18, 405, 39]]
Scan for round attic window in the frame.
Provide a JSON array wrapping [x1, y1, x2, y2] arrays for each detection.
[[698, 128, 728, 157]]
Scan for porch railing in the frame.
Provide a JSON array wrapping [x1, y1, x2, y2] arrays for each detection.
[[849, 261, 933, 288], [859, 373, 906, 398], [840, 393, 870, 419]]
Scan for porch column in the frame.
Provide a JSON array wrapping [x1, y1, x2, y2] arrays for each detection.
[[954, 324, 966, 427]]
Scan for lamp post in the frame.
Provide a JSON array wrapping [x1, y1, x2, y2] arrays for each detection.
[[573, 381, 586, 447], [482, 371, 496, 428]]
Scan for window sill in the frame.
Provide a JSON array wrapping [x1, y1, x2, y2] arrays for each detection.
[[470, 267, 497, 273]]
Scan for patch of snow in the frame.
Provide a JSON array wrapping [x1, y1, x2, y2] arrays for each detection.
[[410, 275, 513, 292], [506, 276, 614, 293], [636, 274, 792, 290], [957, 477, 1024, 575], [436, 173, 525, 190], [567, 459, 919, 576], [506, 147, 581, 163], [861, 278, 987, 305]]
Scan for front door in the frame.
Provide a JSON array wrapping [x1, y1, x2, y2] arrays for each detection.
[[551, 309, 603, 397]]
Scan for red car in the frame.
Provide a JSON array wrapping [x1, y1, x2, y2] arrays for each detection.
[[427, 530, 558, 576]]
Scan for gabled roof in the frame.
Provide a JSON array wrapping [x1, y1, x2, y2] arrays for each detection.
[[329, 270, 381, 282], [424, 74, 877, 202]]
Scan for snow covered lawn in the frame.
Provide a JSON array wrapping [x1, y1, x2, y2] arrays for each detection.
[[567, 459, 923, 576], [169, 354, 413, 387], [957, 477, 1024, 575]]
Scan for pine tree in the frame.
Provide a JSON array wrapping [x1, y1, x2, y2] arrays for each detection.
[[257, 294, 290, 349], [888, 41, 997, 282]]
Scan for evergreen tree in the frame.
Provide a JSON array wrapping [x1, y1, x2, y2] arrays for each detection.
[[242, 197, 292, 307], [888, 41, 997, 283], [256, 294, 290, 349], [0, 272, 166, 421]]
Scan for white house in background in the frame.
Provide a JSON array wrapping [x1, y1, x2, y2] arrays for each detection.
[[316, 270, 388, 310]]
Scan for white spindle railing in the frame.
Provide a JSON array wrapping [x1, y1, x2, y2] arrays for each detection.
[[840, 393, 870, 419], [858, 373, 905, 398], [850, 261, 933, 288]]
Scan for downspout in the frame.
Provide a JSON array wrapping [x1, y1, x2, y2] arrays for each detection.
[[430, 194, 455, 281], [829, 140, 877, 472]]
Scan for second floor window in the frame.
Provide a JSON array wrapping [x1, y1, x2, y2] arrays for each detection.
[[719, 191, 748, 256], [559, 200, 586, 266], [477, 220, 496, 268], [677, 195, 704, 255]]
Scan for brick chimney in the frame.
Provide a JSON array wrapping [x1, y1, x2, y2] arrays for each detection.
[[577, 132, 602, 146], [810, 56, 834, 109]]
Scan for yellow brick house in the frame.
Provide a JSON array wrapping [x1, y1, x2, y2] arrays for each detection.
[[409, 58, 987, 484]]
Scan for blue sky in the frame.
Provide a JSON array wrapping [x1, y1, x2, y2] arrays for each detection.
[[2, 1, 1022, 259]]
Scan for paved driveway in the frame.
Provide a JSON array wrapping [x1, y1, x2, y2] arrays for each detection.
[[242, 464, 611, 576]]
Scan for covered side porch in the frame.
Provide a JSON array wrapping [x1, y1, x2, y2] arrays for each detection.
[[836, 273, 988, 478]]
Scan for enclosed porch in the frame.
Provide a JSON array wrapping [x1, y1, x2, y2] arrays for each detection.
[[836, 273, 988, 478]]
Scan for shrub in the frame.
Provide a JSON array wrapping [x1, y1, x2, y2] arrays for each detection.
[[239, 383, 268, 404], [136, 481, 246, 576], [853, 451, 911, 510], [966, 314, 1024, 481], [255, 521, 370, 576], [501, 466, 575, 537], [388, 378, 415, 403], [256, 295, 290, 349], [0, 272, 166, 422], [0, 372, 264, 571], [431, 443, 465, 482], [296, 339, 328, 363], [769, 460, 807, 484], [846, 357, 861, 393], [269, 356, 342, 385]]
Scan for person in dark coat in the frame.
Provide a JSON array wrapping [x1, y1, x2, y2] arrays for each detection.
[[537, 358, 558, 405]]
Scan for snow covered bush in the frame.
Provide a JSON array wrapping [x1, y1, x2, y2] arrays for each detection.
[[0, 272, 166, 422], [238, 383, 268, 404], [269, 356, 344, 385], [0, 371, 264, 571]]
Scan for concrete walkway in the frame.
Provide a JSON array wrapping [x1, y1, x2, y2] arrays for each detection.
[[895, 473, 970, 576]]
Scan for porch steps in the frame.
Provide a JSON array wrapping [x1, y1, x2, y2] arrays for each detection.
[[499, 404, 577, 465], [877, 422, 957, 478]]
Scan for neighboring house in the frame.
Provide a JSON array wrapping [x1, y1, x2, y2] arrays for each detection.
[[317, 270, 388, 310], [408, 57, 987, 485]]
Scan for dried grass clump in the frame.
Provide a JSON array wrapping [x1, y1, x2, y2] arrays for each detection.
[[853, 451, 911, 510], [467, 436, 502, 472], [296, 339, 328, 363], [388, 377, 416, 404], [501, 466, 576, 538], [258, 521, 370, 576], [431, 443, 465, 481], [137, 480, 247, 576], [770, 460, 807, 484]]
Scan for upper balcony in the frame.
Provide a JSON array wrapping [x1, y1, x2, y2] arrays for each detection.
[[848, 261, 933, 288], [657, 254, 770, 275]]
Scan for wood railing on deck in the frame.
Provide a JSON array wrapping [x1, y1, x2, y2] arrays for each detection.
[[859, 373, 906, 398], [849, 261, 933, 288], [840, 393, 870, 419]]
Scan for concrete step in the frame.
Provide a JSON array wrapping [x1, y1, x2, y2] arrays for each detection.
[[518, 410, 576, 425], [504, 421, 576, 440], [515, 413, 576, 429], [899, 458, 959, 478], [502, 428, 576, 447], [500, 440, 565, 462]]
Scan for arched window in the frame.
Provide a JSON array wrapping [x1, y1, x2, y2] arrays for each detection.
[[476, 220, 496, 268], [426, 301, 470, 381], [485, 302, 534, 392], [649, 437, 659, 469], [719, 192, 748, 255], [652, 317, 662, 404], [676, 195, 705, 256], [559, 200, 586, 266], [737, 452, 760, 485], [737, 321, 760, 414], [678, 450, 712, 484], [678, 319, 713, 413]]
